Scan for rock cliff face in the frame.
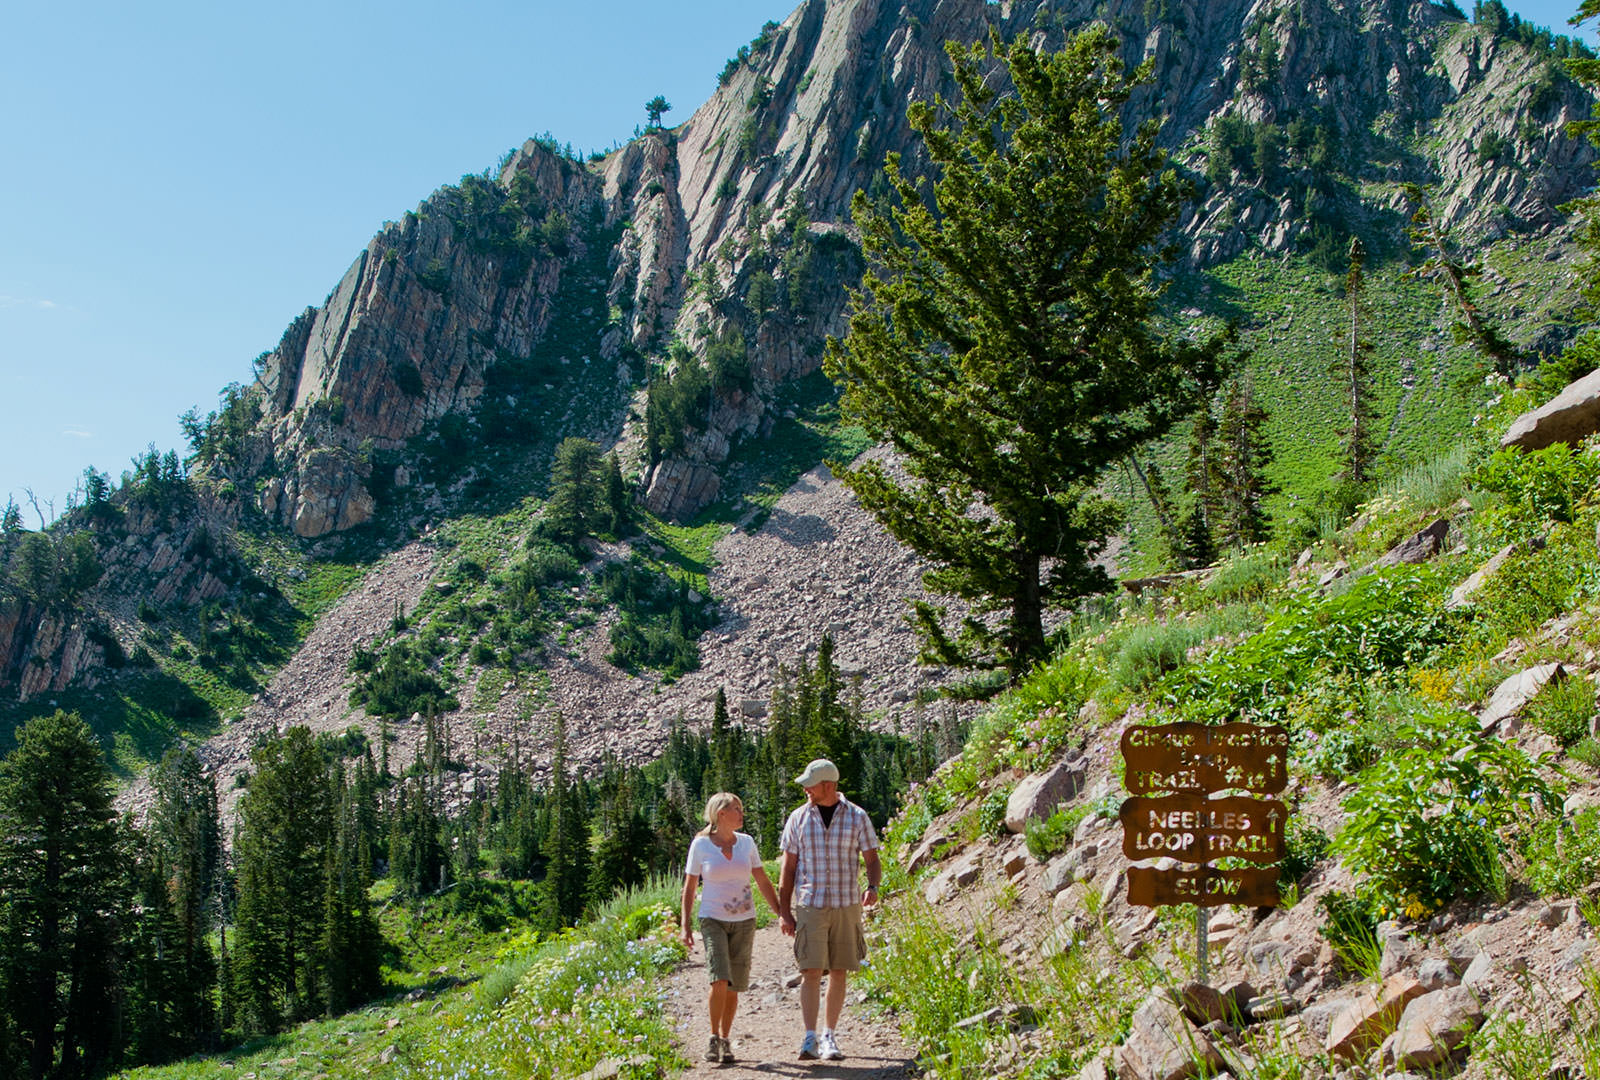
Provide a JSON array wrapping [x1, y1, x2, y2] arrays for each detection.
[[0, 498, 242, 702], [231, 0, 1595, 528], [253, 147, 605, 537]]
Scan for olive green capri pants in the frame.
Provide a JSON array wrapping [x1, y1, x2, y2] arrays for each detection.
[[699, 916, 757, 991]]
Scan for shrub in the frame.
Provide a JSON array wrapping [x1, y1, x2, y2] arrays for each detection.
[[417, 258, 452, 294], [1317, 890, 1382, 977], [1109, 619, 1202, 692], [1472, 438, 1600, 541], [977, 786, 1012, 839], [1526, 675, 1597, 748], [1280, 818, 1330, 886], [1167, 567, 1459, 723], [1470, 521, 1600, 647], [1519, 808, 1600, 897], [1025, 802, 1090, 861], [1202, 547, 1287, 603], [1333, 706, 1559, 916]]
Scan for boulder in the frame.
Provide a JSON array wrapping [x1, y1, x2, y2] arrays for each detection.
[[923, 851, 981, 903], [1446, 543, 1516, 609], [1005, 756, 1087, 833], [1247, 992, 1301, 1020], [1325, 974, 1428, 1061], [1478, 662, 1566, 734], [1500, 366, 1600, 451], [1078, 1052, 1116, 1080], [1113, 993, 1225, 1080], [1390, 987, 1485, 1070], [1380, 934, 1418, 978], [904, 832, 951, 876], [1168, 982, 1227, 1025], [1247, 940, 1296, 981], [1375, 515, 1451, 568]]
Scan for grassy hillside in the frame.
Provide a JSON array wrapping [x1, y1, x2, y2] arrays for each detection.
[[853, 374, 1600, 1077]]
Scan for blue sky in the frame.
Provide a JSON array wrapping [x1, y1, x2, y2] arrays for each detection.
[[1, 0, 1594, 524]]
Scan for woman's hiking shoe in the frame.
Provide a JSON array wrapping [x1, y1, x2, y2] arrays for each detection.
[[798, 1032, 820, 1060], [819, 1032, 844, 1060], [719, 1037, 736, 1063], [706, 1036, 723, 1062]]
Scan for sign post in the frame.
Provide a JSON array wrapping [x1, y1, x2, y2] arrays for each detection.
[[1119, 722, 1290, 979]]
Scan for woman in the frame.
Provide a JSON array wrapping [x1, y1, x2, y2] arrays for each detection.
[[681, 792, 781, 1064]]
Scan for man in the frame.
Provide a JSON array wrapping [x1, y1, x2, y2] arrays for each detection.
[[777, 757, 882, 1062]]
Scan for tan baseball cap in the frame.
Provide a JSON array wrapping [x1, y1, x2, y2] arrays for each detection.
[[794, 758, 840, 786]]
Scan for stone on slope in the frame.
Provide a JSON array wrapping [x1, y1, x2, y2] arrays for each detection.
[[1112, 993, 1225, 1080], [1390, 986, 1484, 1070], [1326, 975, 1427, 1062], [1005, 755, 1087, 833], [1477, 662, 1565, 734], [1501, 366, 1600, 451], [1446, 543, 1516, 609], [1375, 515, 1451, 568]]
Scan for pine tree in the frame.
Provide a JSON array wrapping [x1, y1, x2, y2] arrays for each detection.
[[1214, 378, 1277, 547], [706, 688, 742, 796], [539, 716, 590, 928], [144, 747, 221, 1051], [230, 727, 333, 1033], [0, 711, 122, 1080], [1125, 456, 1183, 566], [1402, 184, 1520, 376], [543, 438, 605, 549], [824, 27, 1233, 680], [1338, 237, 1379, 487], [123, 825, 193, 1065], [319, 768, 381, 1014], [601, 453, 631, 539]]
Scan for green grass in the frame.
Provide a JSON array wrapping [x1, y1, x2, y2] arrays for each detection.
[[112, 880, 685, 1080]]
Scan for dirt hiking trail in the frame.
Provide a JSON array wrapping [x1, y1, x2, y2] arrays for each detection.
[[665, 924, 917, 1079]]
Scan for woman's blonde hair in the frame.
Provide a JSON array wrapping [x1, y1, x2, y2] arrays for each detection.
[[699, 792, 743, 837]]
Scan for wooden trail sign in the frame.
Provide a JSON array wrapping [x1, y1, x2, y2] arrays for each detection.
[[1119, 794, 1287, 864], [1127, 865, 1281, 908], [1119, 720, 1291, 975], [1121, 721, 1289, 796]]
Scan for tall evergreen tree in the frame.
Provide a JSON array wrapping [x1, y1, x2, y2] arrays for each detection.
[[824, 28, 1232, 681], [539, 716, 590, 928], [0, 711, 122, 1080], [230, 728, 333, 1033], [1214, 378, 1277, 547], [706, 688, 743, 797], [543, 438, 605, 549], [319, 768, 381, 1015], [1338, 237, 1379, 487], [143, 748, 221, 1051], [601, 453, 631, 539], [1402, 184, 1520, 376]]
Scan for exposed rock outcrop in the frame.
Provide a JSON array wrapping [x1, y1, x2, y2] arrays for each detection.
[[235, 0, 1599, 526]]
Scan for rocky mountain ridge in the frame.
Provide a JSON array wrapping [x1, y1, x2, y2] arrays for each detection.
[[227, 0, 1600, 536], [5, 0, 1598, 727]]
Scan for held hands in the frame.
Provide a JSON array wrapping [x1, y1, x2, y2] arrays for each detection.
[[779, 912, 796, 937]]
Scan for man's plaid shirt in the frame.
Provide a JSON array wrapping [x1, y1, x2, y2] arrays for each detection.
[[780, 795, 879, 909]]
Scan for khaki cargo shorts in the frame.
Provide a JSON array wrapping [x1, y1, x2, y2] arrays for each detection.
[[793, 904, 866, 972], [700, 916, 756, 991]]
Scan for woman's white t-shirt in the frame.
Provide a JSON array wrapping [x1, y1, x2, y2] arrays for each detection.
[[684, 831, 762, 920]]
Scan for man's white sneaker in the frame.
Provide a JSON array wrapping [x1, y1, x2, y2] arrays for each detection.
[[819, 1032, 844, 1060], [798, 1032, 820, 1060]]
